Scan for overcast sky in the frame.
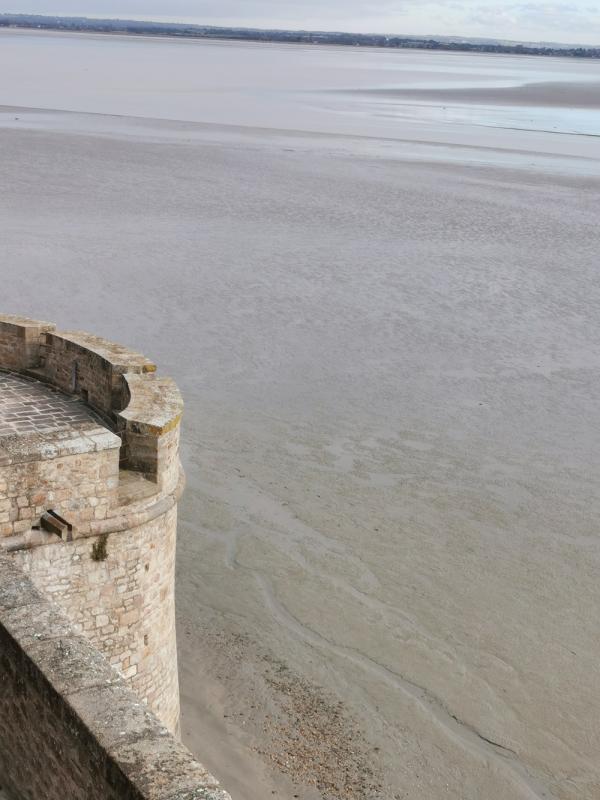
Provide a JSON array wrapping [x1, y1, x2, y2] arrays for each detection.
[[5, 2, 600, 45]]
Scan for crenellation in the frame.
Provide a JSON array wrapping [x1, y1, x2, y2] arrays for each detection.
[[0, 314, 193, 798]]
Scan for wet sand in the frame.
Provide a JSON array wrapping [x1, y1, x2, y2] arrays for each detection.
[[2, 32, 600, 800], [1, 116, 599, 800], [345, 80, 600, 108]]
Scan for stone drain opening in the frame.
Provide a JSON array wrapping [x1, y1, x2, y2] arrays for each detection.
[[40, 510, 73, 542]]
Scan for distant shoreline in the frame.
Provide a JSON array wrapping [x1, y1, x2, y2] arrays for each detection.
[[2, 13, 600, 59]]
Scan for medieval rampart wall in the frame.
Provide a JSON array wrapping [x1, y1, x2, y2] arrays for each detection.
[[0, 314, 185, 734], [0, 555, 230, 800]]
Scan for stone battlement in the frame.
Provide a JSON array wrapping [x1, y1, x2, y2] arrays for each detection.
[[0, 314, 182, 493], [0, 315, 229, 800]]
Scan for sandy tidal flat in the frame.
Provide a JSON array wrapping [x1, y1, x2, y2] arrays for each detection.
[[344, 79, 600, 107], [1, 30, 600, 800]]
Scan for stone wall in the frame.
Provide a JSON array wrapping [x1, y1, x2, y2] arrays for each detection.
[[0, 555, 231, 800], [13, 506, 181, 732], [1, 444, 120, 539], [0, 314, 185, 736], [118, 373, 183, 489], [0, 316, 55, 372], [42, 329, 155, 420], [0, 315, 180, 488]]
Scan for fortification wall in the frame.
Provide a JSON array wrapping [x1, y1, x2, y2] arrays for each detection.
[[0, 555, 230, 800], [0, 316, 55, 372], [1, 442, 120, 538], [12, 505, 180, 730], [0, 314, 185, 736]]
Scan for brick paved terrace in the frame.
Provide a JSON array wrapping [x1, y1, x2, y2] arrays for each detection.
[[0, 371, 157, 509], [0, 371, 120, 476], [0, 371, 101, 439]]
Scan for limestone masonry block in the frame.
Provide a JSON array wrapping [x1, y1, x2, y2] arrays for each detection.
[[0, 555, 231, 800], [0, 315, 208, 800]]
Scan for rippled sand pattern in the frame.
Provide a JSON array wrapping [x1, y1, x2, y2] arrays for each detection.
[[1, 31, 600, 800]]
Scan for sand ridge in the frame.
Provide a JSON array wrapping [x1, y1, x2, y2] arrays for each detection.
[[342, 80, 600, 108]]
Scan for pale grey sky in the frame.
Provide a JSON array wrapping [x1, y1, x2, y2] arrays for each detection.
[[4, 1, 600, 45]]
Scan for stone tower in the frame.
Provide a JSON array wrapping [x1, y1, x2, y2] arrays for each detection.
[[0, 314, 184, 733]]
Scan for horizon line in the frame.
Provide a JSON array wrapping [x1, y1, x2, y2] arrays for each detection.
[[2, 11, 599, 50]]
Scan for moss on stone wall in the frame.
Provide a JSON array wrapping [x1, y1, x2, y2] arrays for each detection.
[[91, 533, 109, 562]]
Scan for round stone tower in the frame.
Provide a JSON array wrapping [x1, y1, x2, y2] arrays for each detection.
[[0, 314, 184, 734]]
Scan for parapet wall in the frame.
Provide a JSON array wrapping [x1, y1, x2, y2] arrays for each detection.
[[12, 506, 181, 729], [0, 315, 182, 490], [0, 315, 55, 372], [0, 314, 186, 738], [0, 555, 230, 800], [2, 438, 120, 539]]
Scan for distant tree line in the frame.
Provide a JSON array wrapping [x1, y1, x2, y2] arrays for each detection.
[[2, 14, 599, 59]]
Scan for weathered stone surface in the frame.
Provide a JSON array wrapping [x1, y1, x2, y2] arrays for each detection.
[[0, 372, 98, 437], [0, 600, 75, 645], [0, 317, 183, 730], [0, 317, 222, 800], [14, 507, 181, 731], [0, 557, 45, 611], [0, 557, 231, 800], [0, 315, 55, 372]]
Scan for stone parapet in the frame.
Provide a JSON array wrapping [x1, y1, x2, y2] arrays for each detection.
[[0, 556, 231, 800], [0, 314, 183, 489], [42, 329, 156, 418], [0, 315, 55, 372], [0, 314, 187, 740], [0, 372, 122, 538], [117, 373, 183, 490]]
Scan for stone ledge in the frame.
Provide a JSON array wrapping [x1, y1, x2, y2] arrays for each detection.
[[1, 450, 184, 556], [0, 424, 121, 467], [119, 374, 184, 437], [89, 467, 185, 536], [0, 314, 55, 334], [0, 560, 46, 610], [163, 791, 232, 800], [46, 330, 156, 375], [0, 601, 75, 646], [0, 556, 232, 800]]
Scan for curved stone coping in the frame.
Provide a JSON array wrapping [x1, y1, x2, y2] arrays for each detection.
[[0, 555, 231, 800], [0, 529, 59, 553], [49, 329, 157, 375], [42, 328, 157, 419], [119, 373, 184, 436], [0, 313, 55, 330], [0, 315, 183, 466]]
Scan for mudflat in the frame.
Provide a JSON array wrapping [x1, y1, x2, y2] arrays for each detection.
[[347, 79, 600, 107], [2, 30, 600, 800]]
